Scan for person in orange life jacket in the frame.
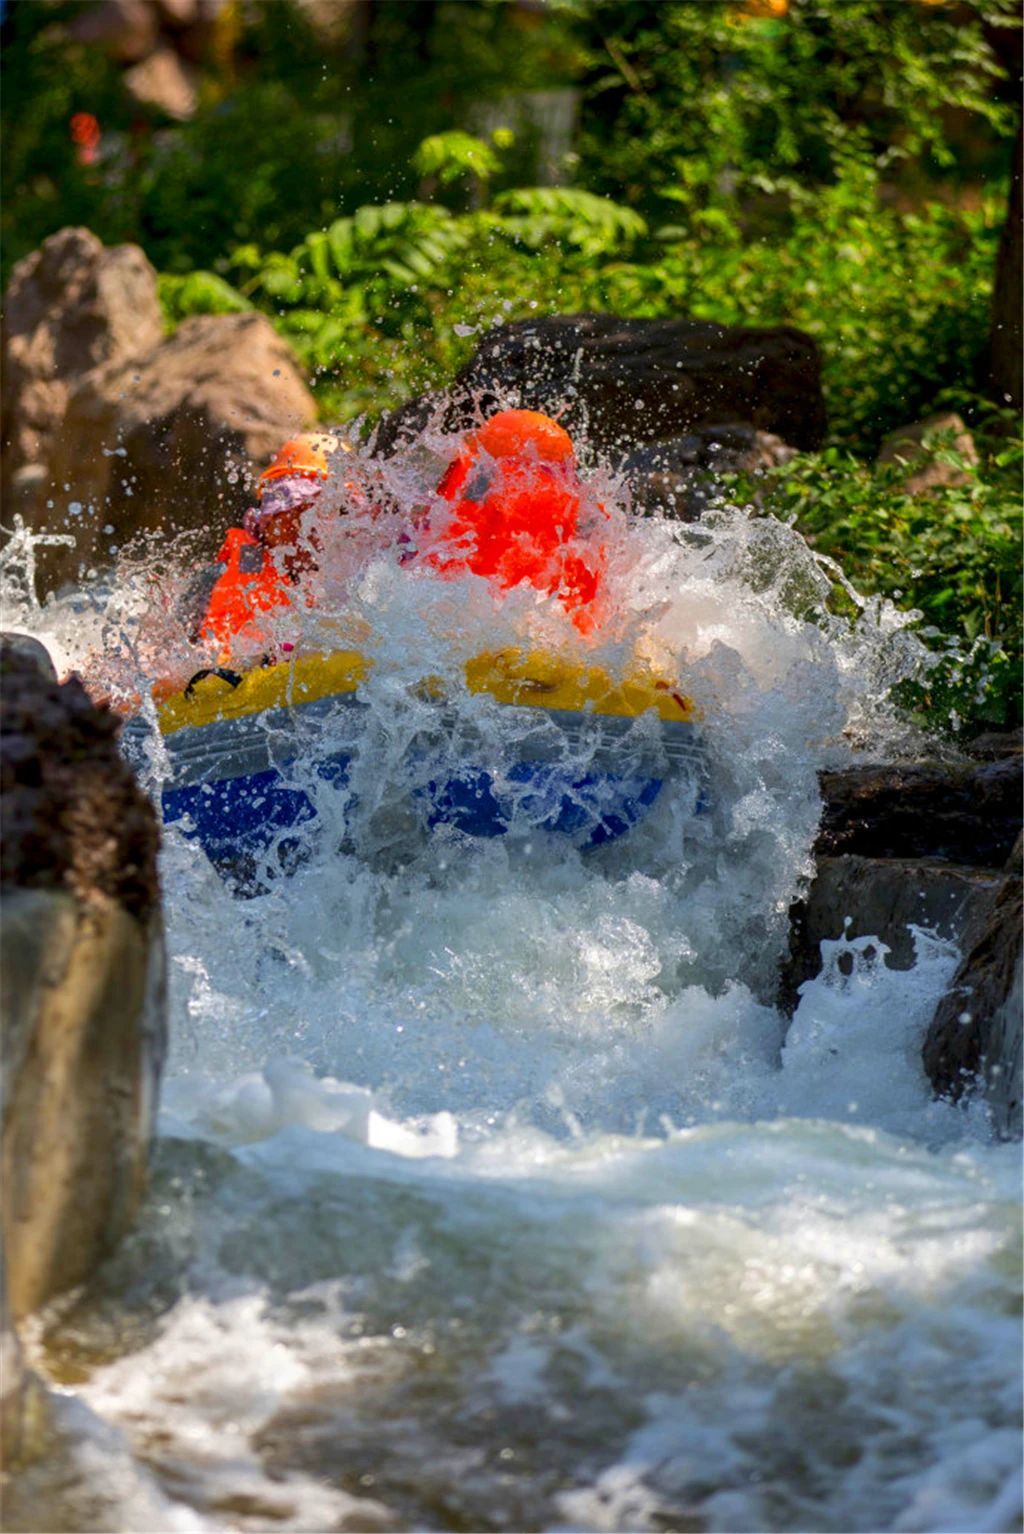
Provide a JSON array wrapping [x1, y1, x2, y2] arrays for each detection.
[[423, 409, 608, 633], [195, 433, 340, 661]]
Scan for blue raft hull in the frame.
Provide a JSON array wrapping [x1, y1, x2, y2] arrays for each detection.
[[124, 672, 706, 882], [161, 752, 668, 868]]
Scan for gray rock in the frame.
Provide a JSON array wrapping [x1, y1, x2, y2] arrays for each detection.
[[45, 309, 317, 579], [123, 43, 198, 120], [779, 854, 1000, 1015], [0, 1251, 49, 1471], [1, 890, 166, 1320], [2, 229, 318, 592], [922, 834, 1023, 1138]]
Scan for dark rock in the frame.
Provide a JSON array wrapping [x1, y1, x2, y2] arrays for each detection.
[[922, 834, 1023, 1137], [623, 423, 796, 516], [621, 422, 796, 475], [877, 412, 978, 495], [1, 653, 167, 1321], [373, 313, 827, 460], [817, 758, 1022, 868], [965, 727, 1023, 761], [785, 757, 1022, 1133], [779, 854, 1000, 1016], [0, 649, 159, 919], [0, 632, 57, 682]]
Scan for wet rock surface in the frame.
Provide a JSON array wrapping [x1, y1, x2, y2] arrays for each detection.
[[815, 757, 1021, 868], [779, 855, 1000, 1015], [0, 642, 166, 1334], [373, 313, 826, 504], [922, 834, 1023, 1139], [622, 422, 797, 517], [787, 752, 1023, 1134]]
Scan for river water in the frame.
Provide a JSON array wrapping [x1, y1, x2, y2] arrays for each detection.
[[5, 441, 1022, 1533]]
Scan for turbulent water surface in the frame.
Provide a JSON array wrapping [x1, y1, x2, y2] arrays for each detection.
[[5, 431, 1022, 1534]]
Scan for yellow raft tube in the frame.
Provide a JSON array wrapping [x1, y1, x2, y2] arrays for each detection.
[[124, 644, 705, 876]]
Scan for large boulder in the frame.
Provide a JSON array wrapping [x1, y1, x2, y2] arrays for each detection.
[[44, 311, 318, 585], [782, 752, 1022, 1135], [1, 228, 319, 593], [622, 422, 797, 517], [1, 227, 164, 525], [372, 313, 827, 479], [0, 639, 165, 1325], [922, 834, 1022, 1138], [815, 757, 1021, 869]]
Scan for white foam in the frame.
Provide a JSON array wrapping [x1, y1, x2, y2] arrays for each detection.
[[6, 430, 1018, 1533]]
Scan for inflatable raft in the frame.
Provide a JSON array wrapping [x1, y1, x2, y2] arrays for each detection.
[[122, 646, 705, 879]]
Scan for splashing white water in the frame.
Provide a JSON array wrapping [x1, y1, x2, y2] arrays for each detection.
[[4, 431, 1019, 1534]]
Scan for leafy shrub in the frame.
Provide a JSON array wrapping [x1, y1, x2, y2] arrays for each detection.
[[727, 411, 1023, 733], [413, 131, 503, 192], [574, 0, 1018, 224], [166, 132, 1003, 448], [157, 271, 252, 326]]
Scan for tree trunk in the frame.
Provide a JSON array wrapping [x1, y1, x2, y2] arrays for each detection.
[[989, 124, 1022, 410]]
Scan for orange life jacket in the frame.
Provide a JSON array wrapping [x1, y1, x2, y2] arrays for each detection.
[[429, 451, 607, 632], [200, 527, 294, 654]]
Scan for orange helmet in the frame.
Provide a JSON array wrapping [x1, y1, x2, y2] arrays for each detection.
[[472, 410, 574, 464], [257, 432, 341, 496]]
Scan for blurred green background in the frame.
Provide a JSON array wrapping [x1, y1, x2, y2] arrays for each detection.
[[2, 0, 1021, 730]]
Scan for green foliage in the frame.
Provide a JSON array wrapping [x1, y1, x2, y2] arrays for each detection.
[[413, 131, 502, 190], [726, 412, 1024, 732], [5, 0, 1016, 284], [0, 0, 580, 282], [638, 150, 1002, 449], [157, 271, 252, 325], [492, 187, 648, 254], [193, 173, 663, 411], [177, 131, 1001, 449], [575, 0, 1019, 222]]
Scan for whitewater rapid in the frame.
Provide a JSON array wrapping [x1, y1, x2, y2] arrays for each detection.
[[4, 437, 1021, 1534]]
